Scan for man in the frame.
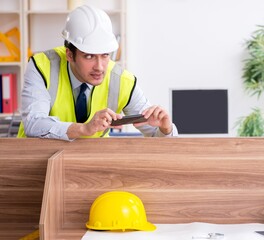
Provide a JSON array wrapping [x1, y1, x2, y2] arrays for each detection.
[[18, 5, 177, 140]]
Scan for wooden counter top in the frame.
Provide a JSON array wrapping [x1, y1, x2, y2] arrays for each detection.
[[1, 137, 264, 239]]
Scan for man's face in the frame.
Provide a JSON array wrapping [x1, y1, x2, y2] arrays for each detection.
[[66, 48, 110, 86]]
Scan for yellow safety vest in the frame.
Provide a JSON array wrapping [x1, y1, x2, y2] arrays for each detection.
[[18, 46, 136, 138]]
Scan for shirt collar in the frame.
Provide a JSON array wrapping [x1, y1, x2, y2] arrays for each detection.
[[68, 63, 93, 90]]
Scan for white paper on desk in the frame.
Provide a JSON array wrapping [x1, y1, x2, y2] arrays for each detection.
[[81, 222, 264, 240]]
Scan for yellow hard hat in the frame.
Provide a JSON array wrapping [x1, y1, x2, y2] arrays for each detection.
[[86, 191, 156, 231]]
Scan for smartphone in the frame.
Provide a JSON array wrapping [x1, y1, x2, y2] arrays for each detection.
[[110, 114, 148, 126]]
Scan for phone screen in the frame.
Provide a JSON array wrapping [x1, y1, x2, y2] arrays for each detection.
[[110, 114, 147, 126]]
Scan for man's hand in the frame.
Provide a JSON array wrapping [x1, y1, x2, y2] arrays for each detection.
[[67, 108, 122, 139], [134, 105, 173, 135], [85, 108, 122, 135]]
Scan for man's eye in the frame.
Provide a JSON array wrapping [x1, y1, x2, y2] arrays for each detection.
[[103, 53, 110, 58], [85, 54, 93, 59]]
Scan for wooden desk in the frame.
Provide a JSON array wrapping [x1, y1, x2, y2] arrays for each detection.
[[1, 138, 264, 239]]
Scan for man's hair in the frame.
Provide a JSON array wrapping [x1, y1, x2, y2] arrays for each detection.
[[64, 40, 77, 60]]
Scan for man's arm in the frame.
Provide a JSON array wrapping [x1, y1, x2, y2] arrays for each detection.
[[21, 59, 72, 140]]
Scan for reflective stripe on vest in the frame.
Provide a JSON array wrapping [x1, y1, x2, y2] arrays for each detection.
[[108, 63, 122, 112], [44, 49, 60, 107], [44, 49, 122, 112]]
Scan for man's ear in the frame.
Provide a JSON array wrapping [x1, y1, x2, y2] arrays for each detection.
[[66, 48, 73, 61]]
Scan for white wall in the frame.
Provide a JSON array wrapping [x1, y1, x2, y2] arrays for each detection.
[[126, 0, 264, 136]]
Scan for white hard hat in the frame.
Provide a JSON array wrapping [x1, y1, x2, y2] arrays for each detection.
[[62, 5, 118, 54]]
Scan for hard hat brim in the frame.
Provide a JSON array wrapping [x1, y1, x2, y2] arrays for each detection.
[[70, 39, 119, 54], [86, 221, 156, 232], [136, 222, 157, 231]]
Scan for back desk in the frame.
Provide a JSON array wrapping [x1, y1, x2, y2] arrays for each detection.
[[1, 138, 264, 239]]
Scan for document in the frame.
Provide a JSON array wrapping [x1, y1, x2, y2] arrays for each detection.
[[82, 222, 264, 240]]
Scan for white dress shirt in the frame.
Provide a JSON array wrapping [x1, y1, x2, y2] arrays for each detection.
[[21, 59, 178, 140]]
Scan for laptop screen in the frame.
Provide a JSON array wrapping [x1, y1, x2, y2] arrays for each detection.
[[172, 89, 228, 134]]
